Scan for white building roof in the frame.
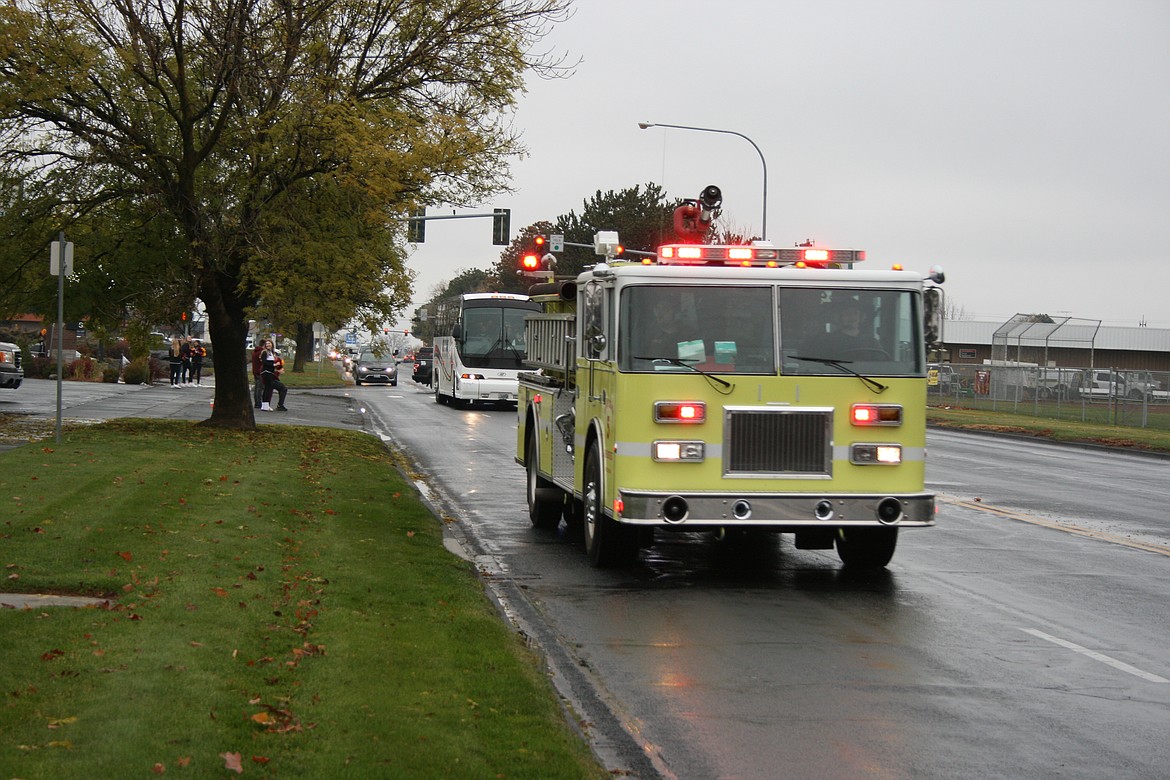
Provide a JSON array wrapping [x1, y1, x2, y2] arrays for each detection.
[[945, 319, 1170, 353]]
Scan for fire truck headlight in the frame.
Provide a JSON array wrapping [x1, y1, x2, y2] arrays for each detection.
[[850, 444, 902, 465], [653, 441, 705, 462]]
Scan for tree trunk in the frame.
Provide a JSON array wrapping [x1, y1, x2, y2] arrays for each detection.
[[199, 274, 256, 430], [293, 321, 313, 372]]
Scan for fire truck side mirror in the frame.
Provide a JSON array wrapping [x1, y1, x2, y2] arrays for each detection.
[[590, 333, 607, 354], [924, 288, 945, 348]]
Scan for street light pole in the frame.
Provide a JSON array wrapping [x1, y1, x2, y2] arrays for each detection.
[[638, 121, 768, 240]]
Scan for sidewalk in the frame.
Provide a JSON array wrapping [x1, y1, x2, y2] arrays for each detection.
[[1, 377, 367, 450]]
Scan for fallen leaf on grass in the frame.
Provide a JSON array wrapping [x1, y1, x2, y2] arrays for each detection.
[[116, 551, 133, 562], [221, 751, 243, 774]]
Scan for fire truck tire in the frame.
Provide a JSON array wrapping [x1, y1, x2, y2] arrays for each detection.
[[834, 527, 898, 569], [527, 429, 563, 529], [583, 442, 635, 568]]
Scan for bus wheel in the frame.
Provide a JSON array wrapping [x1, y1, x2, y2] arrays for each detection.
[[835, 527, 898, 569], [527, 429, 563, 530], [434, 385, 447, 405], [583, 443, 633, 567]]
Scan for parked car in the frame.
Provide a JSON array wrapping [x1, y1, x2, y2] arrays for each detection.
[[0, 341, 23, 389], [353, 352, 397, 386], [412, 347, 433, 385], [927, 363, 955, 392]]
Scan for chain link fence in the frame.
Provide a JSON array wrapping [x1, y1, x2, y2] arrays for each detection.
[[928, 363, 1170, 431]]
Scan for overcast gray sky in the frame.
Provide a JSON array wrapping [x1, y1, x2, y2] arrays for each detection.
[[405, 0, 1170, 330]]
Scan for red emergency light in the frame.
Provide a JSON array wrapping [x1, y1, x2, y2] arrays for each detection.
[[655, 401, 707, 423], [657, 244, 864, 267], [850, 404, 903, 426]]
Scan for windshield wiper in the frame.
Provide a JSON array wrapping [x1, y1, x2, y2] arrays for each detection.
[[634, 356, 734, 391], [792, 355, 887, 393]]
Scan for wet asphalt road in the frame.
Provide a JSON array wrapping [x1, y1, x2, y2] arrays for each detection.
[[5, 377, 1169, 778], [363, 382, 1170, 780]]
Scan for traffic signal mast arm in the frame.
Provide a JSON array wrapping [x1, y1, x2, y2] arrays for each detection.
[[406, 208, 512, 245]]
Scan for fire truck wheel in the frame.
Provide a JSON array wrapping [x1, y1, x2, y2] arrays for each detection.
[[583, 442, 634, 568], [527, 429, 563, 529], [834, 527, 898, 569]]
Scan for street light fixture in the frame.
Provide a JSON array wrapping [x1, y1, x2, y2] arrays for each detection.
[[638, 121, 768, 240]]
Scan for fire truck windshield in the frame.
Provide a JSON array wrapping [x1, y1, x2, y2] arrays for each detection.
[[778, 288, 923, 376], [621, 285, 775, 373], [618, 285, 923, 376]]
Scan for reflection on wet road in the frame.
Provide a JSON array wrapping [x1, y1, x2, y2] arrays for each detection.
[[369, 385, 1170, 779]]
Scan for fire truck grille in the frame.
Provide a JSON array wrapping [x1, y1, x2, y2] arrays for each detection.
[[724, 409, 832, 476]]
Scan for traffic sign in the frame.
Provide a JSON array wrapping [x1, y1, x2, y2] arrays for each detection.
[[550, 234, 564, 253]]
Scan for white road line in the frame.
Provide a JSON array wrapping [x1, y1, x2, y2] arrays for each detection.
[[1021, 628, 1169, 684]]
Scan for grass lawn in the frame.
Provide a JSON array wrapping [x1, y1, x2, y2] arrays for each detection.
[[0, 421, 605, 779], [278, 360, 348, 389], [927, 404, 1170, 454]]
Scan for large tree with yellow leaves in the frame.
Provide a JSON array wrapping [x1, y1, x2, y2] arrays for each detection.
[[0, 0, 572, 427]]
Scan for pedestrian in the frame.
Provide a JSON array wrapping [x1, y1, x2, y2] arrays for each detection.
[[259, 339, 288, 412], [190, 339, 206, 385], [251, 340, 265, 408], [168, 337, 183, 387], [180, 337, 193, 385]]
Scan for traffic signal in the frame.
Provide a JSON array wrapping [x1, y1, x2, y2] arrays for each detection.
[[404, 330, 410, 338], [492, 208, 510, 246], [520, 235, 546, 272], [181, 311, 187, 322], [407, 208, 426, 243]]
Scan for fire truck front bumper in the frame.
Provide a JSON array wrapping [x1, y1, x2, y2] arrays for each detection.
[[617, 491, 936, 528]]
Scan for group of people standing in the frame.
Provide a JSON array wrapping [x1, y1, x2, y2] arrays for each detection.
[[251, 338, 288, 412], [167, 336, 206, 386]]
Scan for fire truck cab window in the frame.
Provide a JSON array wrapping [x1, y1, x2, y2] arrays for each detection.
[[620, 285, 775, 374], [778, 288, 923, 376]]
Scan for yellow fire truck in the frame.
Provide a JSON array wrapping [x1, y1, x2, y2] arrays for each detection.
[[516, 217, 945, 569]]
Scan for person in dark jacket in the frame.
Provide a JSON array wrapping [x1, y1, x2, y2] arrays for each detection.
[[258, 339, 288, 412], [189, 339, 206, 385], [180, 337, 193, 385], [168, 337, 183, 387], [251, 341, 264, 408]]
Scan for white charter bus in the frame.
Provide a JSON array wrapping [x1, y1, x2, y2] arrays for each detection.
[[432, 292, 540, 407]]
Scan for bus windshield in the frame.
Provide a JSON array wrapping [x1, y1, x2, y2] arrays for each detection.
[[459, 301, 539, 369]]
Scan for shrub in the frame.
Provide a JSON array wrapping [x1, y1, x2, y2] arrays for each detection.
[[23, 356, 52, 379], [122, 357, 152, 385], [102, 365, 120, 383], [69, 356, 99, 381]]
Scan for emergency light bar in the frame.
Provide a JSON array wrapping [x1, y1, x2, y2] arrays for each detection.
[[657, 244, 865, 267]]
